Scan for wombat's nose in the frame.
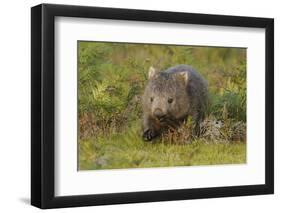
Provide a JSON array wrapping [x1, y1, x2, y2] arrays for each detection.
[[154, 108, 165, 120]]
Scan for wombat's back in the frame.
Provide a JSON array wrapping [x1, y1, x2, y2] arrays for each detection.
[[165, 64, 204, 83]]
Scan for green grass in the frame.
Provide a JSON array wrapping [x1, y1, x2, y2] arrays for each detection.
[[79, 123, 246, 170]]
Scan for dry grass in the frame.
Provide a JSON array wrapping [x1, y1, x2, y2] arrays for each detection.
[[160, 117, 246, 145]]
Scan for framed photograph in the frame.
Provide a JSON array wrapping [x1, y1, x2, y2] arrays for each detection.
[[31, 3, 274, 209]]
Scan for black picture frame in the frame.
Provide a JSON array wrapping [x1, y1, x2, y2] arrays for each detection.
[[31, 3, 274, 209]]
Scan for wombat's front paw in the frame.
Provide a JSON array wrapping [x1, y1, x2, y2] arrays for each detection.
[[143, 129, 156, 141]]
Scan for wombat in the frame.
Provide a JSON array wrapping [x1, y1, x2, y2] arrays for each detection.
[[142, 64, 208, 141]]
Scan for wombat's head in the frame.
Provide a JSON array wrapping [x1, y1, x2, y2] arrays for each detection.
[[143, 67, 190, 123]]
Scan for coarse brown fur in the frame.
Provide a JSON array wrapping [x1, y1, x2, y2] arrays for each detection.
[[142, 64, 208, 141]]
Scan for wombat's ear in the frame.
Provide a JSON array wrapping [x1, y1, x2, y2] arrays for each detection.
[[177, 72, 189, 85], [148, 66, 157, 79]]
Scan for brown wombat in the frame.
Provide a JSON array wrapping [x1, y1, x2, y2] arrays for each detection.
[[142, 64, 208, 141]]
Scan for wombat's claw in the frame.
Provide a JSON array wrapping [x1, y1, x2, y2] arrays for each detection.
[[143, 129, 155, 141]]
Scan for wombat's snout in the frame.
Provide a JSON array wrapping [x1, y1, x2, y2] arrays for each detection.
[[153, 108, 166, 120]]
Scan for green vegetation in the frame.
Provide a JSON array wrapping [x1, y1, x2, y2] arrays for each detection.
[[78, 41, 247, 170]]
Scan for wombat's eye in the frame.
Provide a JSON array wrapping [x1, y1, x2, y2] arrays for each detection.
[[150, 97, 154, 102], [168, 98, 173, 104]]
